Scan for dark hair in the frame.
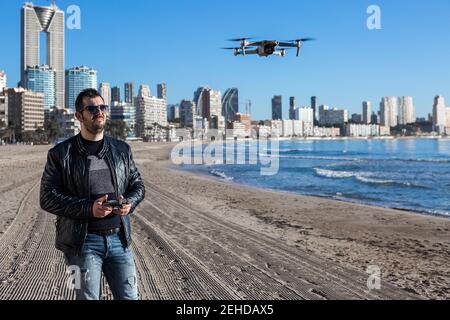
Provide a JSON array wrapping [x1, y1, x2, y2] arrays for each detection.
[[75, 88, 104, 112]]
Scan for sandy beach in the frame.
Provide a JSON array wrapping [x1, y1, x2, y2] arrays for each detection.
[[0, 142, 448, 300]]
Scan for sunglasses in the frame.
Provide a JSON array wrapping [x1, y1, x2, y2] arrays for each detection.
[[81, 104, 109, 114]]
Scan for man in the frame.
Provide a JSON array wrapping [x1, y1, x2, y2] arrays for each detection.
[[40, 88, 145, 300]]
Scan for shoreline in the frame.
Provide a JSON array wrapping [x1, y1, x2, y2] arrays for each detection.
[[170, 162, 450, 221], [132, 141, 450, 299], [189, 165, 450, 219]]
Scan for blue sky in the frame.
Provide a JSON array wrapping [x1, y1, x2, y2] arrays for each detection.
[[1, 0, 449, 119]]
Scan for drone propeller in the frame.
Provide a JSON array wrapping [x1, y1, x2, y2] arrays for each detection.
[[281, 38, 316, 56], [282, 38, 316, 42], [227, 37, 255, 42]]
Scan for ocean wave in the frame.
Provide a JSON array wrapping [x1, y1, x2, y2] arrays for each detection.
[[313, 168, 428, 188], [401, 158, 450, 163], [259, 153, 359, 162], [209, 169, 234, 181], [259, 153, 450, 164]]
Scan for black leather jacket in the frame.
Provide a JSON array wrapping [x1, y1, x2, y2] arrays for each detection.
[[40, 134, 145, 256]]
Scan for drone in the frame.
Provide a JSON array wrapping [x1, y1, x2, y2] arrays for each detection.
[[222, 37, 315, 57]]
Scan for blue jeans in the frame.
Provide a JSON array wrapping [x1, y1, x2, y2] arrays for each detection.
[[64, 232, 138, 300]]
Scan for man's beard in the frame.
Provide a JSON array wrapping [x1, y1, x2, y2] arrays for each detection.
[[83, 114, 105, 134]]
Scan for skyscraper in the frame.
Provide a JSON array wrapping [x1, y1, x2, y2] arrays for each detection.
[[289, 97, 297, 120], [110, 101, 136, 139], [272, 95, 282, 120], [21, 3, 64, 108], [0, 89, 7, 127], [167, 104, 180, 123], [65, 66, 97, 111], [0, 70, 6, 91], [193, 86, 208, 117], [380, 97, 398, 127], [311, 96, 317, 123], [222, 88, 239, 123], [124, 82, 134, 103], [362, 101, 372, 124], [135, 90, 167, 137], [111, 86, 121, 103], [26, 65, 56, 110], [432, 95, 446, 130], [398, 96, 416, 125], [99, 83, 111, 106], [138, 85, 151, 97], [180, 100, 195, 128], [193, 86, 222, 120], [157, 83, 167, 100], [296, 107, 314, 124]]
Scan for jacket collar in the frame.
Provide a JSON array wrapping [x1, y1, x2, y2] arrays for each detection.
[[75, 133, 110, 158]]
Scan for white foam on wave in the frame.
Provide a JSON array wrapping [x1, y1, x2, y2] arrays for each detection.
[[210, 169, 234, 181], [258, 153, 359, 162], [313, 168, 419, 187]]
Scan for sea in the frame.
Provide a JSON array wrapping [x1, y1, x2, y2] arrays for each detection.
[[178, 138, 450, 217]]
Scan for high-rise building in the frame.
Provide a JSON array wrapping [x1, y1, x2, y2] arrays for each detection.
[[193, 86, 221, 120], [432, 95, 446, 130], [110, 101, 136, 139], [124, 82, 134, 103], [138, 85, 151, 98], [445, 108, 450, 129], [135, 90, 167, 137], [319, 108, 349, 126], [193, 86, 207, 117], [26, 65, 56, 110], [0, 70, 6, 91], [209, 90, 221, 118], [157, 83, 167, 100], [6, 87, 44, 137], [398, 96, 416, 125], [21, 3, 64, 108], [221, 88, 239, 123], [311, 96, 317, 123], [99, 83, 111, 106], [111, 86, 121, 103], [380, 97, 398, 127], [362, 101, 372, 124], [0, 92, 7, 127], [65, 66, 97, 111], [272, 95, 282, 120], [167, 104, 180, 123], [180, 100, 195, 128], [351, 113, 362, 124], [371, 112, 379, 125], [295, 107, 314, 124], [289, 97, 297, 120]]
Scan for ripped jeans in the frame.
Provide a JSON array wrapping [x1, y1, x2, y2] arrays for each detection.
[[64, 232, 138, 300]]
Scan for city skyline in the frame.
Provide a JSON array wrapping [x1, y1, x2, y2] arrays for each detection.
[[1, 0, 450, 120]]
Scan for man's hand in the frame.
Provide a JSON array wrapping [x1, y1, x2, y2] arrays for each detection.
[[113, 195, 132, 216], [92, 195, 113, 218]]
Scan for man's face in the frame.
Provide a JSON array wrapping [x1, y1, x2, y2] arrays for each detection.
[[77, 96, 107, 134]]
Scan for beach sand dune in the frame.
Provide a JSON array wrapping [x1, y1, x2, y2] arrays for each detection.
[[0, 143, 448, 299]]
